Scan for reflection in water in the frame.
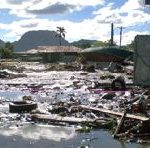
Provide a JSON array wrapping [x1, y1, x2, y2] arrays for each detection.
[[0, 125, 149, 148], [0, 124, 76, 141], [119, 140, 127, 148]]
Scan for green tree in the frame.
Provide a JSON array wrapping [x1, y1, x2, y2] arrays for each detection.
[[5, 42, 14, 52], [56, 27, 66, 46], [126, 40, 135, 51], [71, 39, 92, 49], [0, 42, 14, 59], [107, 39, 117, 47], [122, 40, 135, 51], [76, 42, 91, 49], [92, 41, 109, 47]]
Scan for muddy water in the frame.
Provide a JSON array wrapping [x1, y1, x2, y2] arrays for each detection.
[[0, 124, 148, 148]]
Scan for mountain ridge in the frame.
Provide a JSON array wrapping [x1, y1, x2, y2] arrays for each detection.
[[14, 30, 69, 52]]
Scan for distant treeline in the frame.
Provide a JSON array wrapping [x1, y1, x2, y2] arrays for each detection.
[[71, 39, 134, 51], [0, 42, 14, 59]]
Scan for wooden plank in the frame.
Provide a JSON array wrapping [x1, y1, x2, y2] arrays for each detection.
[[31, 114, 96, 124], [80, 105, 149, 121], [114, 110, 126, 137]]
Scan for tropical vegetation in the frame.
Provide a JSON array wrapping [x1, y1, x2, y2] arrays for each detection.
[[56, 27, 66, 46], [72, 39, 134, 51], [0, 42, 14, 59]]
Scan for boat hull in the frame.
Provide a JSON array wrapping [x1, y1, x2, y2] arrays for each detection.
[[9, 101, 37, 113]]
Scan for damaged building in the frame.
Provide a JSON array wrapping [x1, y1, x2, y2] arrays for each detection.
[[80, 47, 133, 69], [14, 46, 81, 63]]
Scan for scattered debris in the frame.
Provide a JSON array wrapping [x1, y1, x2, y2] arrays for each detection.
[[76, 126, 92, 133], [111, 76, 126, 90], [0, 61, 150, 144]]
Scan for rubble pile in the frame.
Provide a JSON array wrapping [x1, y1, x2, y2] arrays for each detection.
[[0, 61, 150, 143]]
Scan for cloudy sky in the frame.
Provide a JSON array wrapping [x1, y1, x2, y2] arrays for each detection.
[[0, 0, 150, 45]]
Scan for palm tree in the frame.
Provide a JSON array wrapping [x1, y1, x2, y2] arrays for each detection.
[[56, 26, 66, 46]]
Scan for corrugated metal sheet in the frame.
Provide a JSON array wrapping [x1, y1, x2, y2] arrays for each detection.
[[81, 47, 133, 59]]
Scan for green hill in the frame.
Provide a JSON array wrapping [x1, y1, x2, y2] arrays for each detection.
[[71, 39, 109, 49]]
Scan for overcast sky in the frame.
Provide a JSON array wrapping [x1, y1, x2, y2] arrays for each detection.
[[0, 0, 150, 45]]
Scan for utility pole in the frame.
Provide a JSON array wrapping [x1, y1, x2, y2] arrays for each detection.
[[110, 23, 114, 46], [118, 26, 125, 47]]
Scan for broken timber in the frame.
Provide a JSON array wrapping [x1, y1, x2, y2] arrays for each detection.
[[80, 105, 149, 122], [31, 114, 102, 125], [113, 110, 127, 138]]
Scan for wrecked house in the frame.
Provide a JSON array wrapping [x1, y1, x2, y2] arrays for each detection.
[[80, 47, 133, 69], [38, 46, 81, 63], [14, 51, 43, 62], [14, 46, 81, 63]]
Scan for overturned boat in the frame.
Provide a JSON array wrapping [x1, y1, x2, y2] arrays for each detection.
[[9, 101, 37, 113]]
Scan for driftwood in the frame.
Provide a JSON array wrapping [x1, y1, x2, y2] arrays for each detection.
[[80, 105, 149, 122], [31, 114, 105, 125]]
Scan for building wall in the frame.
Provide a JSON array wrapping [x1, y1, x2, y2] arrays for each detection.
[[14, 52, 78, 63], [41, 52, 78, 63], [61, 52, 78, 62], [14, 53, 42, 62], [134, 35, 150, 86]]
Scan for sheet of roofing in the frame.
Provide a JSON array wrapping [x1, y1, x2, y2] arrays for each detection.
[[80, 47, 133, 59]]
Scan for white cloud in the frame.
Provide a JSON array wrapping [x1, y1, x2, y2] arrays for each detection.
[[30, 0, 105, 8], [93, 0, 150, 27], [120, 0, 143, 12], [0, 0, 105, 18], [92, 0, 150, 45], [0, 17, 111, 43], [0, 0, 150, 45], [116, 30, 149, 45], [0, 125, 75, 141], [0, 19, 51, 40]]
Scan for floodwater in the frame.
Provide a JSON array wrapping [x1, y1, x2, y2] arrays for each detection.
[[0, 124, 149, 148]]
